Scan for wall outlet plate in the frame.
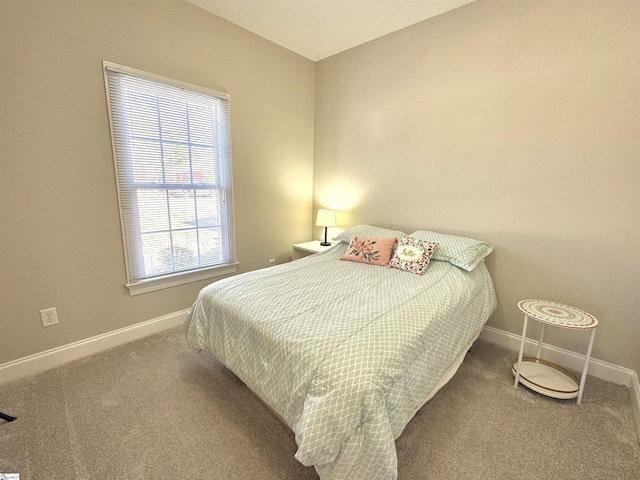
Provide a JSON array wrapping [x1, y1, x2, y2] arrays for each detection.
[[40, 307, 59, 327]]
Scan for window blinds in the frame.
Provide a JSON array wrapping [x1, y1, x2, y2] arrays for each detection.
[[103, 62, 235, 286]]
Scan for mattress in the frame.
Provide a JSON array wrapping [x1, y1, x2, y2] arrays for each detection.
[[185, 242, 497, 479]]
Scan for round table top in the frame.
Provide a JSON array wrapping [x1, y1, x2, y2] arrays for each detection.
[[517, 299, 598, 330]]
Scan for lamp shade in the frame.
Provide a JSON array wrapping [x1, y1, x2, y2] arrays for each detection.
[[315, 209, 336, 227]]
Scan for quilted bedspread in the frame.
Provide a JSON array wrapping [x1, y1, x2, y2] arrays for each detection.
[[185, 243, 496, 479]]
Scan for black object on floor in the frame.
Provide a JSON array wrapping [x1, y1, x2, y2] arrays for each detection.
[[0, 412, 17, 422]]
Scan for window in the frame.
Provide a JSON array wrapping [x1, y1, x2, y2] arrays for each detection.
[[103, 62, 236, 295]]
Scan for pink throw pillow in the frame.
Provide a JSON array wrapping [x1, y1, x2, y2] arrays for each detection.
[[340, 235, 397, 266]]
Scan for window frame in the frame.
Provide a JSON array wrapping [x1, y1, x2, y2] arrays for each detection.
[[103, 61, 237, 295]]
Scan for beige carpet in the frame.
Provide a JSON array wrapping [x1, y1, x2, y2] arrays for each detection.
[[1, 327, 638, 479]]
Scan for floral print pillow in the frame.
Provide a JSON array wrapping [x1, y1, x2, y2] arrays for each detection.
[[388, 236, 438, 275], [340, 235, 398, 266]]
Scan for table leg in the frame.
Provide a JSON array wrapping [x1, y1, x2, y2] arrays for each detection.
[[536, 323, 545, 362], [514, 314, 529, 389], [577, 327, 597, 405]]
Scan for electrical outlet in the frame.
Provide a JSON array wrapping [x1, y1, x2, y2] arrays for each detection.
[[40, 307, 59, 327], [269, 258, 276, 266]]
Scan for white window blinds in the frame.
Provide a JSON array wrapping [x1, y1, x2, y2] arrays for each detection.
[[103, 62, 235, 292]]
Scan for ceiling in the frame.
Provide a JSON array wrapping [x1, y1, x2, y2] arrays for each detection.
[[184, 0, 477, 61]]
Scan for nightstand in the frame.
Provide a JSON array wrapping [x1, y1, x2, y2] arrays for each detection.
[[292, 240, 336, 260], [512, 299, 598, 405]]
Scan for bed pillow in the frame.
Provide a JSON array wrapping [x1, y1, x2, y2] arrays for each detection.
[[340, 235, 397, 266], [334, 225, 406, 243], [409, 230, 493, 271], [388, 236, 438, 275]]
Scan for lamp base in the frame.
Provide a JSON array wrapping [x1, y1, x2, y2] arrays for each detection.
[[320, 226, 332, 247]]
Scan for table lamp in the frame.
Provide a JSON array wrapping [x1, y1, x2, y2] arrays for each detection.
[[315, 209, 336, 246]]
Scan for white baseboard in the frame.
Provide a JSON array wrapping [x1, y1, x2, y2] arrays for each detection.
[[630, 370, 640, 443], [480, 325, 640, 440], [480, 325, 636, 386], [0, 309, 189, 386], [2, 313, 638, 440]]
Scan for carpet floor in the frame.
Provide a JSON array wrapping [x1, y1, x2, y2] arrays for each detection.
[[1, 327, 638, 479]]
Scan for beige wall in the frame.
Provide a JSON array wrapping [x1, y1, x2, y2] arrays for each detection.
[[1, 0, 638, 377], [314, 0, 640, 373], [0, 0, 315, 364]]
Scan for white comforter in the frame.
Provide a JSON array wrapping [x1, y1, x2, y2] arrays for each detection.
[[185, 243, 496, 479]]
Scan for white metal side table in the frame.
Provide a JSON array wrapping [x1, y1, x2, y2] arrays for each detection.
[[513, 299, 598, 405]]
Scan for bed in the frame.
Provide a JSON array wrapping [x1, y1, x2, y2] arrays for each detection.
[[185, 225, 497, 479]]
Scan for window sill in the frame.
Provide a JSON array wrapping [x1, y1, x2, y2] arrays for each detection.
[[125, 262, 239, 296]]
